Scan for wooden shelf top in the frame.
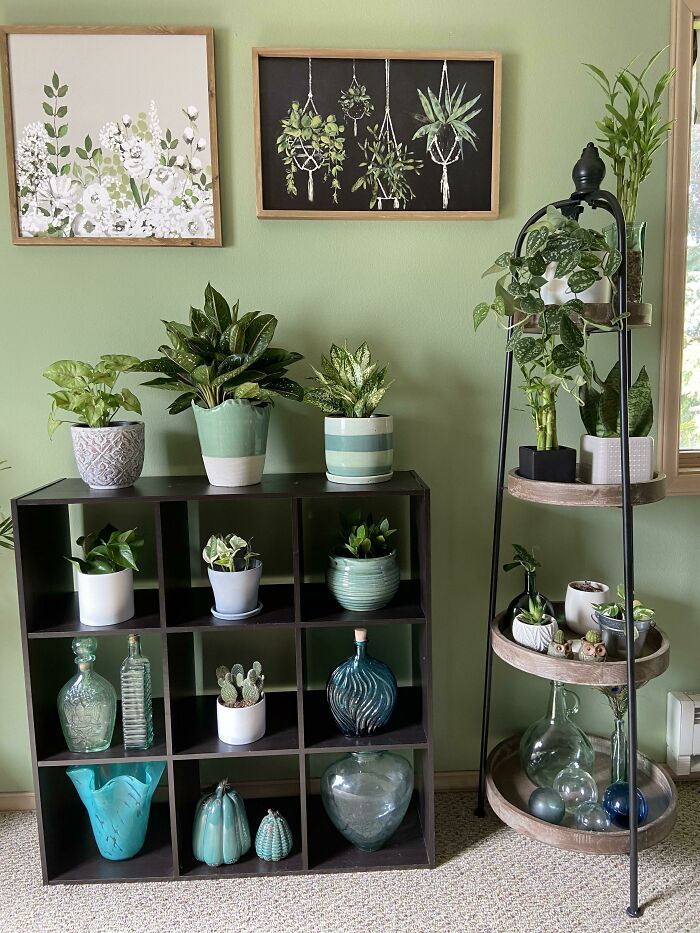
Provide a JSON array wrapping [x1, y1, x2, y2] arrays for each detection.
[[491, 611, 670, 686], [520, 302, 652, 334], [15, 471, 428, 505], [507, 469, 666, 508], [486, 734, 677, 855]]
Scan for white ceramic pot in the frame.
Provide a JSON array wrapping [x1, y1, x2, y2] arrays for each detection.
[[512, 613, 558, 652], [208, 560, 262, 615], [70, 422, 145, 489], [578, 435, 654, 485], [565, 581, 610, 636], [216, 694, 266, 745], [76, 568, 135, 627], [324, 415, 393, 485], [539, 254, 612, 305]]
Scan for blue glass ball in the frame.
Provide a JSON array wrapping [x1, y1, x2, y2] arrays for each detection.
[[528, 786, 565, 824], [602, 781, 648, 828]]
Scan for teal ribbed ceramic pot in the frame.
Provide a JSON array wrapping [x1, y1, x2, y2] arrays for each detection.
[[324, 414, 393, 485], [327, 549, 399, 611], [192, 400, 271, 487]]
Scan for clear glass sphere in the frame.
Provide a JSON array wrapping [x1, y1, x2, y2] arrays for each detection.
[[574, 801, 611, 832], [553, 762, 598, 813]]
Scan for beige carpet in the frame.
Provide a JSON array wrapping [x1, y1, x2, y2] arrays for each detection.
[[1, 788, 699, 933]]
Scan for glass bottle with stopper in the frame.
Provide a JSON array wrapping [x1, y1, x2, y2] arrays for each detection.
[[57, 637, 116, 753], [326, 627, 397, 736], [120, 633, 153, 750]]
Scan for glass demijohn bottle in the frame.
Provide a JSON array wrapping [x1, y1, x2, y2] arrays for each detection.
[[57, 636, 117, 753], [120, 633, 153, 750]]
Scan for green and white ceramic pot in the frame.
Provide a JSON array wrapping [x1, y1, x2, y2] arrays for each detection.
[[192, 399, 271, 487], [324, 414, 393, 485], [327, 549, 400, 612]]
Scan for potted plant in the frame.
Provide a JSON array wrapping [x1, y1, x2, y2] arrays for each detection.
[[305, 342, 394, 485], [352, 125, 423, 209], [585, 50, 675, 304], [327, 511, 399, 612], [511, 595, 558, 653], [474, 207, 620, 482], [565, 580, 610, 635], [202, 533, 262, 620], [215, 661, 265, 745], [277, 100, 346, 203], [503, 543, 555, 622], [578, 361, 654, 484], [43, 355, 144, 489], [578, 629, 607, 661], [592, 584, 655, 659], [66, 523, 143, 627], [339, 75, 373, 137], [136, 284, 303, 487]]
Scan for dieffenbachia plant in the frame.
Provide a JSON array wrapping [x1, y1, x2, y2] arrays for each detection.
[[305, 342, 392, 417], [579, 361, 652, 437]]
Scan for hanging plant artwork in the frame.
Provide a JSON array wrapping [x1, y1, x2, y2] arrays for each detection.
[[351, 60, 423, 210], [339, 61, 374, 137], [276, 58, 346, 203], [413, 61, 482, 209]]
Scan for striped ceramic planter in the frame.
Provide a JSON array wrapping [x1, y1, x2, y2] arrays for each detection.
[[327, 549, 400, 612], [324, 415, 393, 485], [192, 399, 271, 487]]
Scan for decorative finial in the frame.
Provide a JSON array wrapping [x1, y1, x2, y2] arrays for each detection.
[[572, 143, 605, 194]]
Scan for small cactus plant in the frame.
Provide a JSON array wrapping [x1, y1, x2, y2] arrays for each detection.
[[547, 628, 572, 658], [216, 660, 264, 708], [579, 630, 607, 662]]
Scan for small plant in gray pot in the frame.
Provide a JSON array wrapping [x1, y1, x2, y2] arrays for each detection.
[[44, 355, 144, 489], [305, 342, 394, 485], [327, 511, 399, 612], [593, 584, 655, 659], [579, 361, 654, 484], [203, 533, 262, 621], [215, 661, 265, 745], [66, 523, 143, 627], [511, 595, 558, 653]]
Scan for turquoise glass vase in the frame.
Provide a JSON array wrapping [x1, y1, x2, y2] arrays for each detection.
[[326, 628, 397, 736], [66, 761, 165, 860]]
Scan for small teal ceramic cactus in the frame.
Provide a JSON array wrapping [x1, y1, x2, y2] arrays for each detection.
[[255, 808, 293, 861], [579, 629, 607, 662], [547, 629, 572, 659]]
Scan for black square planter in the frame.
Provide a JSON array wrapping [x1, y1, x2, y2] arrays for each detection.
[[518, 446, 577, 483]]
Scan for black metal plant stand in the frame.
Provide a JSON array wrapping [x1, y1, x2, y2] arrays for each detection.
[[475, 143, 643, 917]]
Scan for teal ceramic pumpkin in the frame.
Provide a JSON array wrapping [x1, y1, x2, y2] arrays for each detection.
[[192, 779, 251, 867], [255, 809, 293, 861]]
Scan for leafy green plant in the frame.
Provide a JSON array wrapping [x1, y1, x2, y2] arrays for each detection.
[[0, 460, 12, 551], [413, 84, 481, 150], [276, 102, 346, 203], [202, 533, 259, 572], [136, 283, 303, 413], [216, 661, 264, 708], [517, 595, 551, 625], [579, 361, 652, 437], [503, 543, 540, 574], [339, 511, 396, 559], [305, 342, 392, 417], [473, 207, 621, 451], [584, 50, 675, 222], [598, 583, 654, 622], [66, 524, 143, 575], [352, 125, 423, 209], [339, 83, 373, 123], [43, 355, 141, 437]]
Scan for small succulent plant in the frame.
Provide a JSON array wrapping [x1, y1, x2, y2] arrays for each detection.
[[304, 342, 392, 418], [547, 629, 572, 658], [579, 630, 607, 661], [518, 595, 552, 626], [339, 510, 396, 559], [216, 661, 264, 708]]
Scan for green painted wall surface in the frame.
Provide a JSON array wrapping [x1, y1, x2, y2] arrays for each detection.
[[0, 0, 687, 793]]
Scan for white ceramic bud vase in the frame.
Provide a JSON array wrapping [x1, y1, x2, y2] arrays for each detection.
[[512, 613, 558, 652], [565, 581, 610, 636], [76, 568, 135, 627], [216, 695, 266, 745]]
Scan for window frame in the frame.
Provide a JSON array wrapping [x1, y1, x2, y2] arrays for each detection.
[[660, 0, 700, 492]]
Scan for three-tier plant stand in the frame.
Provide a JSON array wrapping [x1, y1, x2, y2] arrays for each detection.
[[475, 144, 676, 918]]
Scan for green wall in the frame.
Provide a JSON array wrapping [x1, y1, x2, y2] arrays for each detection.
[[0, 0, 688, 793]]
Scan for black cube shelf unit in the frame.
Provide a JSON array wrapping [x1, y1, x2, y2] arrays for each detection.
[[11, 471, 434, 885]]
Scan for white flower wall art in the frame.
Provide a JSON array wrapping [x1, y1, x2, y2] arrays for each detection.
[[1, 27, 221, 245]]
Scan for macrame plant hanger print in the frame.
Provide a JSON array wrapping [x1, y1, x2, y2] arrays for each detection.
[[342, 60, 371, 137], [430, 59, 463, 210], [293, 57, 324, 202], [375, 59, 401, 210]]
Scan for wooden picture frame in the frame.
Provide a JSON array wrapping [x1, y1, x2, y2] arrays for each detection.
[[253, 48, 501, 220], [0, 25, 222, 246]]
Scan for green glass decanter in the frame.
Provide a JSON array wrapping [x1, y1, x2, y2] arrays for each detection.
[[58, 637, 117, 753]]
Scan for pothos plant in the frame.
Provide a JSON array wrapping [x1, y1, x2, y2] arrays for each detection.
[[202, 533, 259, 572], [473, 207, 621, 452], [276, 103, 346, 203], [351, 125, 423, 209]]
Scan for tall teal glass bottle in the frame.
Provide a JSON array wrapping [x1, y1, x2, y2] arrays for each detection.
[[326, 628, 397, 736]]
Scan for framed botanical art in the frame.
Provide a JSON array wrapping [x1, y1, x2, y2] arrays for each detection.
[[253, 48, 501, 220], [0, 26, 221, 245]]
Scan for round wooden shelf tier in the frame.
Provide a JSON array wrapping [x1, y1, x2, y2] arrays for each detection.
[[521, 302, 652, 334], [491, 611, 670, 686], [486, 734, 677, 855], [507, 469, 666, 507]]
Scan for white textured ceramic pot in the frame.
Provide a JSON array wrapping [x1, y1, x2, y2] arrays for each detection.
[[216, 695, 266, 746], [565, 581, 610, 636], [324, 415, 393, 485], [512, 613, 558, 652], [208, 561, 262, 615], [76, 568, 135, 627], [539, 254, 612, 305], [70, 422, 145, 489], [578, 435, 654, 485]]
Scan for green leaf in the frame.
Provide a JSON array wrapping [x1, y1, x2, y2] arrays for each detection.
[[118, 388, 142, 414], [129, 178, 142, 208], [559, 313, 584, 350], [566, 268, 598, 293], [52, 72, 59, 89], [473, 302, 490, 330], [551, 344, 580, 371], [525, 227, 548, 257], [203, 283, 231, 331], [43, 360, 92, 388], [514, 337, 542, 366]]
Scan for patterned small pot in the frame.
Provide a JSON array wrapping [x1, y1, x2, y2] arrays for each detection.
[[193, 399, 270, 487], [255, 809, 293, 861], [512, 613, 558, 652], [327, 549, 400, 612], [70, 421, 144, 489], [324, 414, 393, 485]]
